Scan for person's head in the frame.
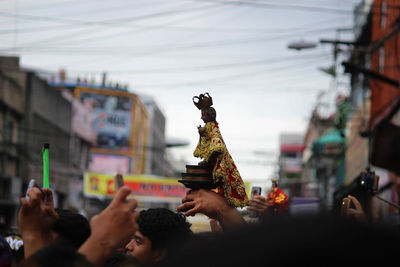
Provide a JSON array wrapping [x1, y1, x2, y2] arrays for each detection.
[[21, 245, 93, 267], [3, 232, 24, 266], [201, 107, 216, 123], [165, 215, 400, 267], [125, 208, 193, 267], [0, 236, 12, 267], [104, 251, 143, 267], [52, 209, 91, 249]]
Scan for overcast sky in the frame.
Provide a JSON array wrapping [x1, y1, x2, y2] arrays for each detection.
[[0, 0, 360, 186]]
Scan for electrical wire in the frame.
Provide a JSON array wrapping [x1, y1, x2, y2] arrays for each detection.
[[0, 8, 349, 35], [196, 0, 400, 16], [1, 4, 223, 51], [64, 52, 329, 74], [0, 1, 217, 47], [0, 25, 346, 55], [196, 0, 355, 14], [124, 54, 331, 88]]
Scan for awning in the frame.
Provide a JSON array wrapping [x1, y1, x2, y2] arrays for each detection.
[[316, 129, 344, 144], [312, 129, 344, 156], [280, 144, 305, 153]]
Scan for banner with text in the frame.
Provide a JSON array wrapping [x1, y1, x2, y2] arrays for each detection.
[[84, 172, 188, 199]]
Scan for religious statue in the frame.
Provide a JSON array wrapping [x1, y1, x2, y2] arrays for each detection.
[[266, 179, 289, 214], [179, 93, 248, 208]]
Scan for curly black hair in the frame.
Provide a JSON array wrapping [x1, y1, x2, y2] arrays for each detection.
[[137, 208, 193, 251], [53, 209, 91, 249]]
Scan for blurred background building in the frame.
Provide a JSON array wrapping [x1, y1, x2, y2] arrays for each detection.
[[2, 0, 400, 229], [0, 56, 186, 228], [278, 133, 304, 197]]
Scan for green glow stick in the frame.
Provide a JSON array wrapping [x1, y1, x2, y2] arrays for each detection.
[[42, 143, 50, 189]]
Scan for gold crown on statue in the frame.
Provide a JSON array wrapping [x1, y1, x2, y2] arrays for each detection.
[[193, 92, 213, 110]]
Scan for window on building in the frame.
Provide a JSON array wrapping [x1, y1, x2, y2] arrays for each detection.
[[379, 46, 385, 72], [0, 178, 10, 199], [8, 121, 14, 143], [380, 2, 387, 28]]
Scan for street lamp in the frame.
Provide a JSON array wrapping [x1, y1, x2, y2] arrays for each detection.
[[287, 39, 318, 50]]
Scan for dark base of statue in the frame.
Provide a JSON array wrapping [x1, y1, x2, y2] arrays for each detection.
[[178, 165, 217, 190]]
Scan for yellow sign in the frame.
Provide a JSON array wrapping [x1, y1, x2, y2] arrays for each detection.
[[84, 172, 187, 198]]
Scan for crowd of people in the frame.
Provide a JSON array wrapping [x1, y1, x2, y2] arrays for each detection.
[[1, 182, 400, 267]]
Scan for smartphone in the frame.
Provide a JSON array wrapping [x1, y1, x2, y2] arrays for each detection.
[[114, 173, 124, 190], [251, 186, 262, 198], [360, 170, 380, 192], [25, 179, 36, 202], [341, 197, 351, 215]]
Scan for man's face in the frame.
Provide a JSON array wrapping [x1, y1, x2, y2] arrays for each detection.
[[125, 230, 162, 266]]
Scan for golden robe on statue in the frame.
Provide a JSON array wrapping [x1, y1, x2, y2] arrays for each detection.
[[194, 121, 249, 207]]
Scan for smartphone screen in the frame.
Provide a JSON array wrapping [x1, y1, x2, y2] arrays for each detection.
[[251, 186, 262, 198]]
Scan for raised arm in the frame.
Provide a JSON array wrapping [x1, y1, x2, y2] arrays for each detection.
[[78, 186, 139, 267], [18, 187, 59, 258]]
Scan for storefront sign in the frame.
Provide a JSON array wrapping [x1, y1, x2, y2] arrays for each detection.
[[84, 172, 188, 199]]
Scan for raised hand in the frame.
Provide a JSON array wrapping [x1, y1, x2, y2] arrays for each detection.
[[19, 187, 59, 258], [177, 189, 246, 231], [79, 186, 139, 266]]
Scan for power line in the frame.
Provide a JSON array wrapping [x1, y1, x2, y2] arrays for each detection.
[[196, 0, 400, 16], [196, 0, 355, 14], [125, 54, 331, 88], [0, 26, 345, 55], [0, 1, 176, 34], [65, 52, 330, 74], [0, 1, 349, 35], [31, 4, 227, 68], [0, 1, 215, 29], [0, 18, 344, 35], [0, 2, 221, 49]]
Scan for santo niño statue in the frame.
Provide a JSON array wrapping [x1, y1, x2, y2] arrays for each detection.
[[189, 93, 248, 208]]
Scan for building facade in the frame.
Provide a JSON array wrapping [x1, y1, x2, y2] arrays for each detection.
[[336, 0, 400, 221], [141, 95, 175, 177], [0, 56, 92, 228], [0, 57, 25, 229], [278, 133, 304, 197]]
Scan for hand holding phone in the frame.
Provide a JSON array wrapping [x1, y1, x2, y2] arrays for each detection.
[[251, 186, 262, 199], [341, 197, 351, 215], [25, 179, 36, 202], [25, 179, 47, 203]]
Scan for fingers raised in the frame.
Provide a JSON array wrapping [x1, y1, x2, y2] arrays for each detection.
[[26, 187, 43, 207], [347, 195, 362, 211], [43, 188, 54, 208], [111, 186, 132, 206]]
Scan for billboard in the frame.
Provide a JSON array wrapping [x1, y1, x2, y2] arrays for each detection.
[[62, 90, 97, 144], [89, 153, 131, 174], [75, 88, 135, 154], [84, 172, 188, 199]]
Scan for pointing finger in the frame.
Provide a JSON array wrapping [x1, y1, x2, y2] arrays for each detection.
[[111, 186, 132, 206]]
